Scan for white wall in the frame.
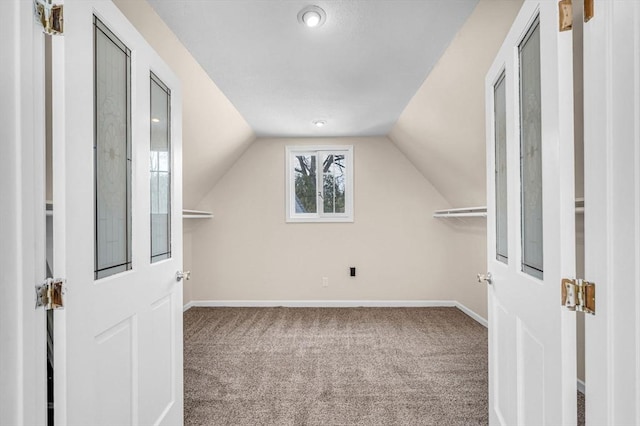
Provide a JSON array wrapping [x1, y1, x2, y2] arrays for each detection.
[[188, 137, 485, 314]]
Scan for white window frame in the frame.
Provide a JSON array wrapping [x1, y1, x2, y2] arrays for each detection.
[[285, 145, 354, 223]]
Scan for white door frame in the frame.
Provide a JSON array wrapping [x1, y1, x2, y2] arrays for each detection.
[[583, 1, 640, 424], [0, 1, 48, 425]]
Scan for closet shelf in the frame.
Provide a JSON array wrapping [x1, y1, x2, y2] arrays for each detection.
[[47, 205, 215, 219], [182, 209, 213, 219], [434, 199, 585, 219], [433, 206, 487, 219]]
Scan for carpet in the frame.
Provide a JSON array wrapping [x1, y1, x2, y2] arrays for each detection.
[[578, 390, 585, 426], [184, 307, 488, 425]]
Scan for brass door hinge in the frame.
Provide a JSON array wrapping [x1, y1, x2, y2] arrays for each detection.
[[562, 278, 595, 314], [36, 278, 65, 310], [559, 0, 573, 32], [33, 0, 64, 35], [584, 0, 594, 22]]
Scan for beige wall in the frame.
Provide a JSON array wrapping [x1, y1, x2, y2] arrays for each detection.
[[573, 0, 586, 385], [389, 0, 522, 208], [188, 136, 486, 316], [113, 0, 256, 209], [449, 221, 488, 318], [383, 0, 522, 319], [182, 229, 194, 305], [111, 0, 511, 318]]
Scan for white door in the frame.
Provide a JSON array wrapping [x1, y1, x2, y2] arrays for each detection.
[[51, 1, 184, 425], [485, 1, 576, 424], [0, 1, 47, 425], [583, 1, 640, 424]]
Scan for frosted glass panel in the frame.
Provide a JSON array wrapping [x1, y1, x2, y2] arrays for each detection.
[[494, 72, 508, 263], [293, 154, 317, 213], [321, 153, 346, 214], [519, 18, 543, 279], [94, 18, 131, 279], [150, 73, 171, 263]]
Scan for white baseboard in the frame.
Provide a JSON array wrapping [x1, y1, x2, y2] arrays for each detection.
[[184, 299, 488, 327], [189, 299, 457, 308], [577, 379, 585, 394], [183, 301, 195, 312], [454, 301, 488, 328]]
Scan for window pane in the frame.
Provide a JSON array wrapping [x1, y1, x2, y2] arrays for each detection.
[[293, 154, 317, 213], [94, 18, 132, 279], [494, 72, 508, 263], [519, 18, 543, 279], [150, 73, 171, 263], [322, 153, 346, 214]]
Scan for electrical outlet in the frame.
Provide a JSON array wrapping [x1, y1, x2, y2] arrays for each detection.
[[322, 277, 329, 287]]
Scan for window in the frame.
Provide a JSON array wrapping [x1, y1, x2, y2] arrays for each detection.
[[494, 71, 508, 263], [519, 17, 543, 279], [150, 72, 172, 263], [286, 146, 353, 222], [94, 17, 132, 279]]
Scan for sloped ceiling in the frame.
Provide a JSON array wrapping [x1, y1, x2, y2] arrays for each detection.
[[116, 0, 523, 208], [389, 0, 523, 207], [145, 0, 479, 138], [113, 0, 256, 209]]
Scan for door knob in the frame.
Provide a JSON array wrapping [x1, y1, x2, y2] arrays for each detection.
[[477, 272, 492, 285], [176, 270, 191, 282]]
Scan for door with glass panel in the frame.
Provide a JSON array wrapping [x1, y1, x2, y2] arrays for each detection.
[[51, 1, 183, 424], [485, 1, 576, 424]]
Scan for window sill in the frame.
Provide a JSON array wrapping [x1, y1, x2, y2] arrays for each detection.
[[286, 216, 354, 223]]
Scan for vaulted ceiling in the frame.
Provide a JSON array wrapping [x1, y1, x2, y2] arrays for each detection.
[[114, 0, 523, 208], [390, 0, 522, 207], [145, 0, 479, 138]]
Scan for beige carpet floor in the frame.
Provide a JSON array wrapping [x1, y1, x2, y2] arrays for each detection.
[[184, 307, 488, 425], [578, 390, 585, 426]]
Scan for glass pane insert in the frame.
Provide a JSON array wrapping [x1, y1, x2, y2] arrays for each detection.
[[293, 154, 317, 214], [519, 18, 543, 279], [150, 73, 171, 263], [322, 153, 346, 214], [94, 17, 132, 279], [494, 72, 508, 263]]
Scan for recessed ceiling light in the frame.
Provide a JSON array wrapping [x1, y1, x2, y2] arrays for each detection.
[[313, 120, 326, 128], [298, 6, 326, 28], [151, 118, 160, 123], [303, 11, 321, 27]]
